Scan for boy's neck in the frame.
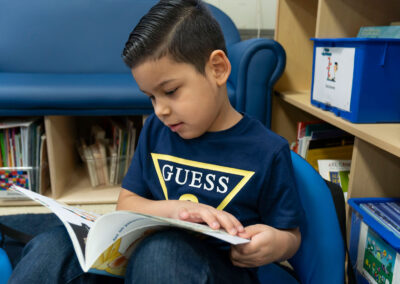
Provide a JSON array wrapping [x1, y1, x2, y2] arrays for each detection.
[[209, 100, 243, 133]]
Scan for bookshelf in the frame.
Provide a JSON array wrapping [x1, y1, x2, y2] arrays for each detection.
[[272, 0, 400, 203], [0, 116, 139, 207]]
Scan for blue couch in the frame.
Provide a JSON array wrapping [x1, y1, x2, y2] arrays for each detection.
[[0, 0, 285, 127]]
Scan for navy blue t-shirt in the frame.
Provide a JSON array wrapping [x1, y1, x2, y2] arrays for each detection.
[[122, 113, 303, 229]]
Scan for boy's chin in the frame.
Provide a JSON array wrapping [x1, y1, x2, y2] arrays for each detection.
[[176, 130, 204, 140]]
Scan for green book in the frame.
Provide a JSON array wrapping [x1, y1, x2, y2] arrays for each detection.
[[357, 26, 400, 39]]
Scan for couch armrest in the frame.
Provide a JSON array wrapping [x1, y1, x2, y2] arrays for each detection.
[[227, 38, 286, 127]]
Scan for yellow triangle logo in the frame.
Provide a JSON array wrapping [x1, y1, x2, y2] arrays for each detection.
[[151, 153, 255, 210]]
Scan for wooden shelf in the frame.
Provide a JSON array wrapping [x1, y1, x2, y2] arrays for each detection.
[[56, 167, 120, 205], [278, 91, 400, 158]]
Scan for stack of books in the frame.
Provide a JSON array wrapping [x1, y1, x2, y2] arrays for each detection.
[[78, 117, 138, 188], [0, 117, 48, 198], [292, 121, 354, 170]]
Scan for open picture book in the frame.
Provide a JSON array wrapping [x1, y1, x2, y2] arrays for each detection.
[[11, 185, 249, 278]]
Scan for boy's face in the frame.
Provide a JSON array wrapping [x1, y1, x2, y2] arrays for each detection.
[[132, 54, 229, 139]]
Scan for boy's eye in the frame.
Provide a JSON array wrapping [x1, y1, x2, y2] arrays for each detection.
[[165, 88, 177, 95]]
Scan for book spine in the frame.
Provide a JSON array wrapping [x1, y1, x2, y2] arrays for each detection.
[[376, 203, 400, 227], [0, 131, 6, 166], [361, 203, 400, 238], [386, 202, 400, 215]]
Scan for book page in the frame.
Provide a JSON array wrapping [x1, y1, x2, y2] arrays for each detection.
[[11, 185, 99, 270], [84, 211, 249, 276], [85, 211, 168, 275]]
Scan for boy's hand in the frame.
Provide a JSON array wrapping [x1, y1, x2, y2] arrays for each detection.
[[230, 224, 300, 268], [173, 201, 244, 236]]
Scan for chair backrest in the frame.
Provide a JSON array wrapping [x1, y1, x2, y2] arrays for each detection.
[[0, 247, 12, 284], [0, 0, 240, 73], [288, 151, 345, 283]]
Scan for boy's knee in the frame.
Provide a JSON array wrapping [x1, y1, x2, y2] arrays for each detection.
[[23, 225, 72, 258]]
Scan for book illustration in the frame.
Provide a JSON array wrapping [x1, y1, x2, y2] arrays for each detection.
[[318, 159, 350, 198], [0, 168, 32, 199], [11, 185, 249, 278], [91, 228, 158, 277], [357, 222, 399, 284]]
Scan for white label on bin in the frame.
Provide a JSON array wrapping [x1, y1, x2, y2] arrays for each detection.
[[312, 47, 355, 112]]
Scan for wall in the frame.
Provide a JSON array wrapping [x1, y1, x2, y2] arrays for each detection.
[[205, 0, 277, 30]]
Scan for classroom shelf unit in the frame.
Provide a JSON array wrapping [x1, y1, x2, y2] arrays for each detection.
[[271, 0, 400, 203]]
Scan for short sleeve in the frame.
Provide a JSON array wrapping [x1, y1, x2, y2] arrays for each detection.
[[258, 145, 304, 229]]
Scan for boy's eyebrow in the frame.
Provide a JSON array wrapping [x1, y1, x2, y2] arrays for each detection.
[[140, 79, 177, 94], [157, 79, 176, 88]]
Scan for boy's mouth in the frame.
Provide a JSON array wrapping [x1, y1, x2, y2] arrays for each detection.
[[168, 122, 183, 132]]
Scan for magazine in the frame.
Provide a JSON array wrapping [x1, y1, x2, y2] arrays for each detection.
[[11, 185, 249, 278]]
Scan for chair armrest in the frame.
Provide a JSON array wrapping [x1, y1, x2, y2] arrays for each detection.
[[227, 38, 286, 127]]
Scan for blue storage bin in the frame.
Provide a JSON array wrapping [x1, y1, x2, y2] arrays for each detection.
[[311, 38, 400, 123], [348, 198, 400, 284]]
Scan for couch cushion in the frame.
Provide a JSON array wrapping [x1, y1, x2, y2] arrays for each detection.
[[0, 73, 150, 110], [0, 72, 236, 113]]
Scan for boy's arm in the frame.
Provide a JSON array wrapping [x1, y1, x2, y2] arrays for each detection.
[[230, 224, 301, 267], [117, 188, 244, 235]]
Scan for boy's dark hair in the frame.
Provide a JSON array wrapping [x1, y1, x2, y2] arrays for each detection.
[[122, 0, 227, 74]]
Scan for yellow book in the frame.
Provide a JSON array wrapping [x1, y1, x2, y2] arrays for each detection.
[[305, 145, 353, 171]]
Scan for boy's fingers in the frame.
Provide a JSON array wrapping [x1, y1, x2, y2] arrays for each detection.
[[237, 224, 264, 238], [229, 215, 245, 233], [216, 213, 237, 235], [178, 207, 190, 220], [198, 209, 220, 229]]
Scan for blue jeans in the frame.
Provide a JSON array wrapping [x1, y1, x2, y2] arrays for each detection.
[[8, 226, 259, 284]]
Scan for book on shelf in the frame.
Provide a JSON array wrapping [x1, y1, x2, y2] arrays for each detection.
[[360, 202, 400, 239], [0, 118, 46, 199], [294, 121, 354, 161], [306, 144, 353, 171], [291, 120, 321, 153], [317, 159, 350, 199], [357, 25, 400, 39], [11, 185, 249, 278], [78, 117, 138, 188], [296, 122, 335, 157]]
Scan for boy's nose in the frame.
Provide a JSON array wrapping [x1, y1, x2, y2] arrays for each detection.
[[154, 101, 171, 118]]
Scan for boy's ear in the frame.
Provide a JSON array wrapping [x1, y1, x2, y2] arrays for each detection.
[[207, 50, 231, 86]]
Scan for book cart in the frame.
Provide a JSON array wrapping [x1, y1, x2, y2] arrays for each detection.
[[271, 0, 400, 227]]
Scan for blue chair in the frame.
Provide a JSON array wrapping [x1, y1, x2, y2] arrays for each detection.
[[0, 0, 285, 128], [258, 151, 346, 283], [0, 235, 12, 284]]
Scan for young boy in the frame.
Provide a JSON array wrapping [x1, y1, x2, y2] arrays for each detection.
[[9, 0, 303, 283]]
